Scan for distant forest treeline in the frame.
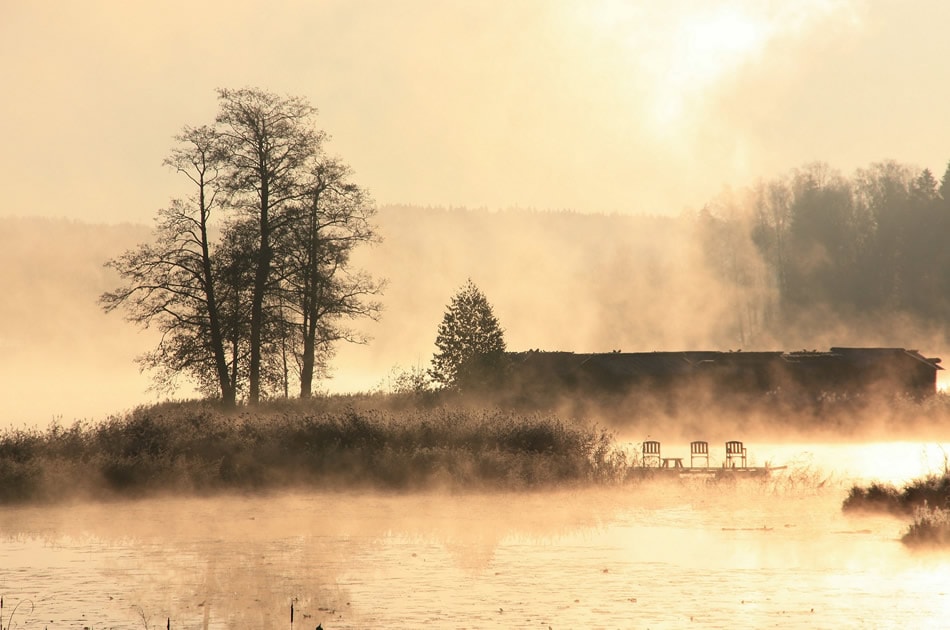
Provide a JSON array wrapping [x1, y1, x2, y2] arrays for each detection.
[[2, 157, 949, 418], [364, 159, 950, 361], [694, 159, 950, 347]]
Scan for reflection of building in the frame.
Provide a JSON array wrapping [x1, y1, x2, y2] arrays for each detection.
[[507, 347, 943, 401]]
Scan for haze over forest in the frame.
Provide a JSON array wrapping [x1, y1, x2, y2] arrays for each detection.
[[3, 1, 950, 424], [4, 162, 950, 424]]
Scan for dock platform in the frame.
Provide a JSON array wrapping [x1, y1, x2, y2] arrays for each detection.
[[633, 439, 786, 479]]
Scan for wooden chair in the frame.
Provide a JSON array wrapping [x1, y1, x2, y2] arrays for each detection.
[[725, 440, 747, 468], [642, 440, 661, 467], [690, 441, 709, 468]]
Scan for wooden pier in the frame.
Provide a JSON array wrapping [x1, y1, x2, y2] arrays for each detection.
[[633, 439, 786, 479], [630, 463, 786, 480]]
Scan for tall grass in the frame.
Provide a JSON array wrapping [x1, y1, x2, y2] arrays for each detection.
[[0, 400, 630, 503]]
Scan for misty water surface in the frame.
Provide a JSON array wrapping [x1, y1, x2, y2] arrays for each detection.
[[2, 441, 950, 628]]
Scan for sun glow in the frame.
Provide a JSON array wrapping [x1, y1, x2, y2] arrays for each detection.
[[648, 9, 771, 129], [575, 3, 773, 132]]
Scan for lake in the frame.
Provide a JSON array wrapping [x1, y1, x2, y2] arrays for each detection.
[[1, 441, 949, 629]]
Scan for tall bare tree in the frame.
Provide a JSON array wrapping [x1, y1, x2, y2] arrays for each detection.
[[101, 126, 237, 405], [215, 88, 326, 404], [278, 158, 383, 397]]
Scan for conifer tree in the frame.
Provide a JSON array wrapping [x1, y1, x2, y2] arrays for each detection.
[[429, 279, 507, 392]]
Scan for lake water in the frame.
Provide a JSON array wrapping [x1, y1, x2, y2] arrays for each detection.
[[2, 441, 950, 629]]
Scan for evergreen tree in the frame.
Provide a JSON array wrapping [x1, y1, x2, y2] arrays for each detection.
[[429, 279, 507, 392], [939, 160, 950, 201]]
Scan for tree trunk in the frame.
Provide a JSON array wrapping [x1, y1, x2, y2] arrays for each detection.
[[198, 183, 235, 408], [298, 217, 323, 399], [248, 177, 270, 405], [299, 331, 315, 398]]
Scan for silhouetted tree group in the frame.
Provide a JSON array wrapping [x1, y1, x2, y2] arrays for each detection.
[[101, 88, 382, 406]]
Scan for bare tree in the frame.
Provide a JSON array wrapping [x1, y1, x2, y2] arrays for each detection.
[[278, 158, 384, 397], [215, 88, 325, 404], [101, 126, 237, 405]]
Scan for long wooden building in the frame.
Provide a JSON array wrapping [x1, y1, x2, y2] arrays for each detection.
[[505, 347, 943, 401]]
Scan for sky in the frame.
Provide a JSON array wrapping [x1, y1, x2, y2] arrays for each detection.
[[3, 0, 950, 223]]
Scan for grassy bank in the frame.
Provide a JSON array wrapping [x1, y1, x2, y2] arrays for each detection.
[[0, 399, 631, 503]]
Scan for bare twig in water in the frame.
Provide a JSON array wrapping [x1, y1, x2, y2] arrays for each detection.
[[1, 597, 35, 630], [132, 604, 151, 629]]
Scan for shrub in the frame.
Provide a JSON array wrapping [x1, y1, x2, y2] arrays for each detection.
[[842, 481, 904, 514], [902, 507, 950, 546], [843, 473, 950, 515]]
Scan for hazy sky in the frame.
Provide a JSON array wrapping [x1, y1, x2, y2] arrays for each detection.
[[3, 0, 950, 223]]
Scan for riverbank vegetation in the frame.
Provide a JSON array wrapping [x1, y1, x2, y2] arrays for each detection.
[[903, 507, 950, 546], [843, 462, 950, 546], [0, 398, 631, 504]]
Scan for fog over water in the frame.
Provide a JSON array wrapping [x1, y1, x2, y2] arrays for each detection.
[[2, 448, 950, 629]]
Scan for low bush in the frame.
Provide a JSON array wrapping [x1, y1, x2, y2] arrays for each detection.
[[843, 472, 950, 515], [902, 507, 950, 546], [842, 481, 905, 514]]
